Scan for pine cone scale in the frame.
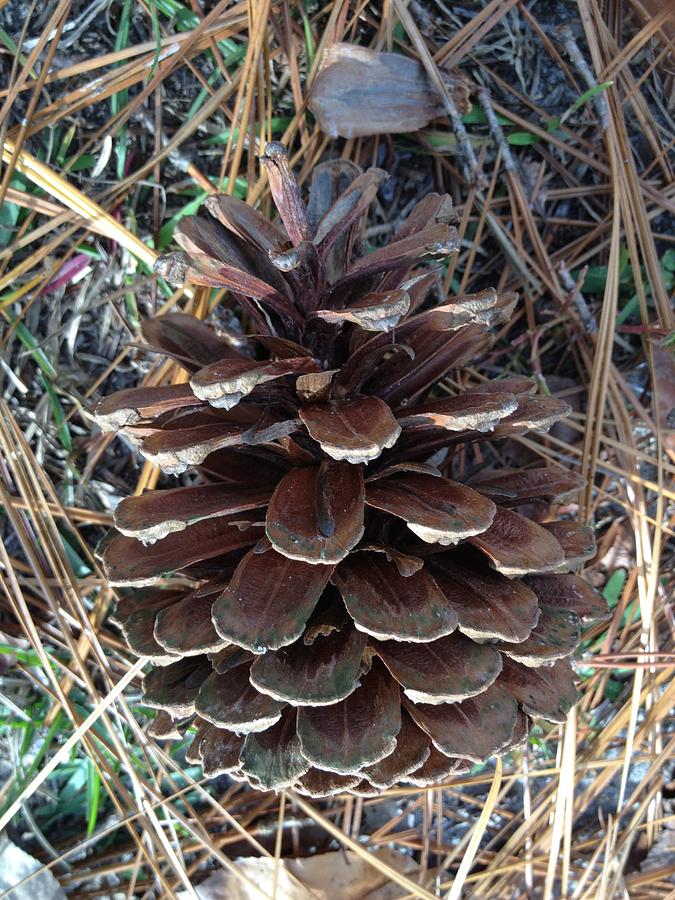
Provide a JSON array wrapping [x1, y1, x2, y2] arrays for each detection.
[[211, 548, 334, 653], [374, 632, 503, 704], [331, 552, 458, 643], [249, 624, 367, 706]]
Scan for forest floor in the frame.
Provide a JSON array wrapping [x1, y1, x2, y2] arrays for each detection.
[[0, 0, 673, 897]]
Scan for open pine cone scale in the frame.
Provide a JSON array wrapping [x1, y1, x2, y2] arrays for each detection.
[[98, 144, 608, 795]]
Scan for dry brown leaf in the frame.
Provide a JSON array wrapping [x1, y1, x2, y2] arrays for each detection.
[[177, 848, 419, 899], [309, 43, 470, 138]]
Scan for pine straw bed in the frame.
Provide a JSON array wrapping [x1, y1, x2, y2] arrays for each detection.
[[0, 0, 673, 897]]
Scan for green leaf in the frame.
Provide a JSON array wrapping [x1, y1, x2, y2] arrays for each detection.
[[0, 644, 50, 667], [420, 131, 490, 154], [0, 200, 20, 248], [0, 26, 34, 72], [157, 179, 248, 250], [462, 105, 512, 126], [60, 531, 92, 577], [603, 678, 625, 701], [616, 294, 639, 326], [603, 569, 626, 608], [111, 0, 132, 178], [62, 760, 88, 802], [40, 375, 72, 451], [69, 154, 97, 173], [56, 126, 76, 167], [560, 81, 613, 125], [19, 721, 34, 755], [2, 311, 57, 379], [152, 0, 199, 29], [86, 759, 101, 837], [125, 286, 140, 330], [146, 0, 163, 79], [301, 1, 315, 68], [507, 131, 541, 146], [580, 257, 635, 298], [0, 713, 65, 820], [581, 266, 609, 294], [115, 134, 128, 182], [619, 246, 630, 273], [563, 81, 614, 118], [506, 81, 613, 147], [662, 248, 675, 273], [111, 0, 131, 105], [75, 244, 105, 259], [203, 116, 293, 146]]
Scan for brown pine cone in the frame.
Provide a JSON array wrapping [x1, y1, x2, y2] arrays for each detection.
[[98, 144, 608, 796]]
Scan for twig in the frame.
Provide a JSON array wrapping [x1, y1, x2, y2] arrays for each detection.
[[559, 261, 598, 335], [556, 25, 610, 131], [393, 0, 486, 186], [477, 89, 517, 173]]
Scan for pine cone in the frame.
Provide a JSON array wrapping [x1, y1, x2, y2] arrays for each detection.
[[98, 144, 609, 796]]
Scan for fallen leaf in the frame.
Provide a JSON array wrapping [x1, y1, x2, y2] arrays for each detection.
[[309, 43, 470, 138], [177, 847, 419, 899]]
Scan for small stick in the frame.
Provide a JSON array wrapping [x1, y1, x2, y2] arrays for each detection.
[[444, 90, 488, 188], [393, 0, 486, 186], [556, 25, 610, 131], [478, 89, 517, 173], [559, 260, 598, 335]]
